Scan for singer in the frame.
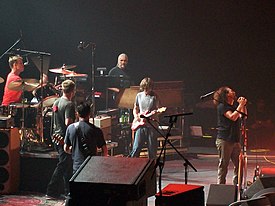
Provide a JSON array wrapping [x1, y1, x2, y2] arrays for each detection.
[[213, 86, 247, 185], [130, 77, 160, 159], [2, 55, 25, 106]]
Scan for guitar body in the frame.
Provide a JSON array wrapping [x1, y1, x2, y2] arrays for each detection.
[[131, 107, 166, 131], [131, 117, 146, 131]]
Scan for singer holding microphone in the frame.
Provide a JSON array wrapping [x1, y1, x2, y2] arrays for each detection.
[[130, 77, 160, 159], [213, 86, 247, 185]]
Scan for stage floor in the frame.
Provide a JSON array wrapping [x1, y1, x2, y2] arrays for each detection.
[[1, 146, 275, 206]]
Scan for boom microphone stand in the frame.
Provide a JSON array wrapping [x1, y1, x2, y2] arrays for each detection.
[[145, 112, 197, 197]]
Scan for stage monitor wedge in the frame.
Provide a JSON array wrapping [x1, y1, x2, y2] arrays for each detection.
[[69, 156, 156, 206]]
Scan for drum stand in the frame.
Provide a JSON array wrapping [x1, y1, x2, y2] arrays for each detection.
[[19, 86, 41, 151]]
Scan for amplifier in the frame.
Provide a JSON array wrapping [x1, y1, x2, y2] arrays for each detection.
[[90, 116, 111, 128], [0, 117, 14, 128], [97, 108, 119, 126]]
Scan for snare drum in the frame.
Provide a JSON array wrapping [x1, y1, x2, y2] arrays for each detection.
[[9, 103, 37, 128], [33, 84, 59, 107]]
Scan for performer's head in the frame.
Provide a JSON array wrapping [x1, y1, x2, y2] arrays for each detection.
[[139, 77, 154, 94], [214, 86, 236, 105], [8, 55, 24, 74], [62, 79, 75, 98], [117, 53, 128, 69], [77, 102, 91, 119]]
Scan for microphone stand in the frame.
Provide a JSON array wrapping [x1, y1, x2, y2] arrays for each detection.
[[0, 38, 21, 59], [90, 44, 96, 118], [145, 113, 197, 199]]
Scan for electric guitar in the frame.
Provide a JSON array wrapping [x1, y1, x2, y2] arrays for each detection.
[[51, 133, 64, 145], [131, 107, 167, 131]]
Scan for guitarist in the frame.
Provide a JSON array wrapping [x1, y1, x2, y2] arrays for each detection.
[[46, 80, 76, 199], [130, 77, 160, 159], [64, 102, 108, 174]]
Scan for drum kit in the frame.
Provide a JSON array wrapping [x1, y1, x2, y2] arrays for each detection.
[[0, 64, 87, 152]]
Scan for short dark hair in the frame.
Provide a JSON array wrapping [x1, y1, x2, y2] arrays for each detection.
[[77, 102, 91, 118]]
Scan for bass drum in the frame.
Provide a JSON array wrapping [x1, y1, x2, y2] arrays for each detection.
[[33, 84, 60, 107], [9, 103, 37, 128]]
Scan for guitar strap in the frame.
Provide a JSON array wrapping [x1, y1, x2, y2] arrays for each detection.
[[75, 122, 92, 158]]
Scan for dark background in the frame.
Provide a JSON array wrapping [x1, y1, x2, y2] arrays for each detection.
[[0, 0, 274, 129]]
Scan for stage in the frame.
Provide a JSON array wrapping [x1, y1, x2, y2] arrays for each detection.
[[1, 146, 275, 205]]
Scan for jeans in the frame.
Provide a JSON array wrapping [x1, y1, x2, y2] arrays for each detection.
[[46, 144, 72, 196], [130, 126, 157, 159], [216, 138, 241, 185]]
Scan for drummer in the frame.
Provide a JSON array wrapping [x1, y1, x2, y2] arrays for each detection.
[[2, 55, 49, 106], [2, 55, 24, 106]]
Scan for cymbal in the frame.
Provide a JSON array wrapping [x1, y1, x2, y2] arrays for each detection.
[[8, 80, 39, 92], [65, 71, 88, 77], [49, 64, 76, 74], [0, 77, 4, 84]]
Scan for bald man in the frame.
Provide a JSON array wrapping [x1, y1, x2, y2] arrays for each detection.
[[108, 53, 129, 78]]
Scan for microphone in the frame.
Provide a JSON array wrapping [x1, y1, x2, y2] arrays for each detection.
[[77, 41, 85, 51], [200, 91, 215, 100], [24, 57, 29, 66], [77, 41, 96, 51]]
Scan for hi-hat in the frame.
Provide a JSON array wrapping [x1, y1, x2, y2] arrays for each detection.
[[65, 71, 88, 77], [0, 76, 4, 84], [8, 80, 39, 92], [49, 64, 76, 74]]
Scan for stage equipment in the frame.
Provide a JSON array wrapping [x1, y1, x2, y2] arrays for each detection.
[[242, 176, 275, 199], [155, 183, 204, 206], [65, 71, 87, 78], [116, 81, 184, 109], [68, 156, 156, 206], [49, 64, 75, 74], [0, 76, 4, 84], [206, 184, 237, 206], [0, 128, 20, 194]]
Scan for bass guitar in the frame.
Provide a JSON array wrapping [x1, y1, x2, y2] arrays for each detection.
[[131, 107, 166, 131]]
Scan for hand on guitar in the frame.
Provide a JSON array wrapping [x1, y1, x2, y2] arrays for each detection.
[[51, 133, 64, 145], [131, 107, 166, 131]]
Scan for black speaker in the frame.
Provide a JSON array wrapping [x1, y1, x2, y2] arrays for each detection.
[[0, 128, 20, 194], [155, 183, 204, 206], [69, 156, 156, 206], [243, 176, 275, 199], [206, 184, 237, 206]]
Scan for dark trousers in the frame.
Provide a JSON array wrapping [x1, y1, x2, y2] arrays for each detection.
[[47, 144, 72, 196]]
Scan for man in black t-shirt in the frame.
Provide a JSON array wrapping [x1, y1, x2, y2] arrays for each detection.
[[64, 102, 108, 173], [214, 86, 247, 185]]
